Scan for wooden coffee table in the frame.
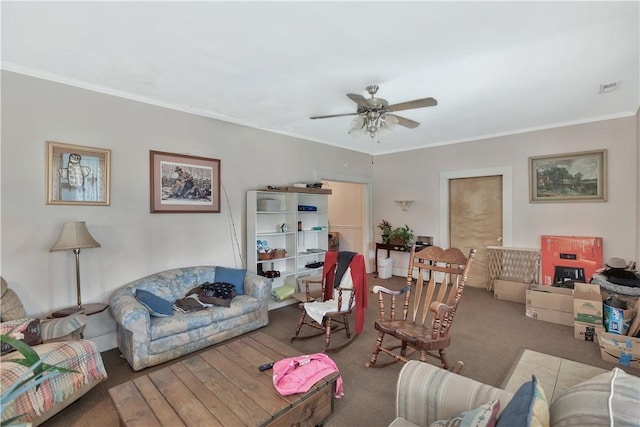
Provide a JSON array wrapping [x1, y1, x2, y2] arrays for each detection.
[[109, 331, 340, 426]]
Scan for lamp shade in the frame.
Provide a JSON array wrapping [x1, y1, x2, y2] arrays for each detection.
[[50, 222, 101, 251]]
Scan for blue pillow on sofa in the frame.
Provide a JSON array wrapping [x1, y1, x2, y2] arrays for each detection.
[[496, 374, 549, 427], [215, 267, 246, 295], [135, 289, 173, 317]]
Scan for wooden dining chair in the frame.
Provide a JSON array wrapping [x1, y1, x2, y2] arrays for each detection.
[[291, 251, 367, 352], [365, 245, 475, 372]]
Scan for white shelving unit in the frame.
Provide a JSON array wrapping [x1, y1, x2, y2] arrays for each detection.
[[247, 190, 329, 310]]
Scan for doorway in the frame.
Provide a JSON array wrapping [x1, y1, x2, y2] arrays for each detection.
[[322, 180, 369, 269], [439, 166, 513, 288]]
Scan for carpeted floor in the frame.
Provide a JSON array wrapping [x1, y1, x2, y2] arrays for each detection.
[[42, 274, 639, 426]]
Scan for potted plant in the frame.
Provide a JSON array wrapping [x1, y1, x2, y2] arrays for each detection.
[[377, 220, 392, 243], [388, 225, 414, 246]]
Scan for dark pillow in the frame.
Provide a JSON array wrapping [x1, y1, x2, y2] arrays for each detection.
[[1, 318, 43, 355], [135, 289, 173, 317], [198, 282, 237, 307], [215, 267, 246, 295], [496, 374, 549, 427]]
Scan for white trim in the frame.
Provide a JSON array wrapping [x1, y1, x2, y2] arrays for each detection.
[[87, 332, 117, 352], [3, 62, 636, 157], [439, 166, 513, 249]]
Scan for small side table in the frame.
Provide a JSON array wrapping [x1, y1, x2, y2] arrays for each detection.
[[50, 303, 109, 318]]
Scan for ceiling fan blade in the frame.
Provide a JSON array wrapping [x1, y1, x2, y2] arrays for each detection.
[[388, 97, 437, 112], [389, 114, 420, 129], [347, 93, 368, 107], [310, 112, 357, 119]]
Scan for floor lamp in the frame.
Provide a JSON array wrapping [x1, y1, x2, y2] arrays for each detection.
[[50, 221, 101, 316]]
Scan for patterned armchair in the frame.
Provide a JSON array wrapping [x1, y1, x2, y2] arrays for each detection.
[[0, 277, 107, 426]]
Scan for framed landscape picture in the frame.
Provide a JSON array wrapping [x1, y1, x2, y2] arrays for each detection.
[[529, 149, 607, 203], [150, 150, 221, 213], [46, 141, 111, 206]]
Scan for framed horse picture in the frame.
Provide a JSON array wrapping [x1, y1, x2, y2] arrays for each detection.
[[149, 150, 221, 213]]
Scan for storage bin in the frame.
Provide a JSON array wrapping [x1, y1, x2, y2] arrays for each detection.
[[378, 257, 393, 279], [257, 198, 281, 211]]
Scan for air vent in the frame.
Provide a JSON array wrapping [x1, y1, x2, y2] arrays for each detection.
[[599, 81, 621, 94]]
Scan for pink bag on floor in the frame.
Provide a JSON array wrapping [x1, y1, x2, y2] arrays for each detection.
[[272, 353, 344, 398]]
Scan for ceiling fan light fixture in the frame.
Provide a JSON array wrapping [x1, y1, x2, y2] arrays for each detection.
[[313, 85, 437, 141], [349, 115, 366, 136]]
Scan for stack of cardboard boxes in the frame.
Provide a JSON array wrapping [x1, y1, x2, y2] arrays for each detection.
[[521, 281, 640, 369], [492, 236, 640, 368], [573, 283, 604, 341]]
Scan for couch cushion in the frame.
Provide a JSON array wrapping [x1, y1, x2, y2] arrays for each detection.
[[1, 339, 107, 424], [496, 374, 549, 427], [136, 289, 174, 317], [549, 367, 640, 426], [430, 400, 500, 427], [40, 314, 87, 342], [215, 267, 246, 295], [149, 294, 259, 340]]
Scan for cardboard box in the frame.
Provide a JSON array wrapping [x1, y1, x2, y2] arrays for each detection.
[[494, 279, 528, 304], [574, 321, 604, 342], [526, 285, 574, 326], [597, 331, 640, 369], [527, 285, 574, 312], [526, 307, 574, 326], [574, 283, 603, 325]]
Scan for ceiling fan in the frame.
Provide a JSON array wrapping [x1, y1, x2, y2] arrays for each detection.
[[310, 85, 437, 138]]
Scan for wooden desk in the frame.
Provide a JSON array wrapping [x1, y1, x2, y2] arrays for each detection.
[[109, 331, 339, 427]]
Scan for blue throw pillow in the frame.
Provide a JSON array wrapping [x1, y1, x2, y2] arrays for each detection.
[[215, 267, 246, 295], [135, 289, 173, 317], [496, 374, 549, 427]]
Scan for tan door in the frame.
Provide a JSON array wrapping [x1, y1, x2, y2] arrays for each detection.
[[449, 175, 503, 288]]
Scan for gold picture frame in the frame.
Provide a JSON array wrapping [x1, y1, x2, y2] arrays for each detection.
[[529, 149, 607, 203], [150, 150, 221, 213], [46, 141, 111, 206]]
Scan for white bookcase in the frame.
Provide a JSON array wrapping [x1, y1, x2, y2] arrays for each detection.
[[247, 190, 329, 310]]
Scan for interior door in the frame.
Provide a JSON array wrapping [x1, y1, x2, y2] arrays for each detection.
[[449, 175, 503, 288], [324, 180, 365, 255]]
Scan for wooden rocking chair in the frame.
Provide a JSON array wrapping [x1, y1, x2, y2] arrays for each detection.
[[291, 251, 367, 352], [365, 245, 475, 372]]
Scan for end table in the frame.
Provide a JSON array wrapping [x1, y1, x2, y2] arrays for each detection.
[[50, 302, 109, 318]]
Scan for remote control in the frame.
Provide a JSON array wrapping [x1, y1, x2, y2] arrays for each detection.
[[258, 362, 274, 371]]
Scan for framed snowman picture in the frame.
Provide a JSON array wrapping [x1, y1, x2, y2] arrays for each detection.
[[46, 141, 111, 206]]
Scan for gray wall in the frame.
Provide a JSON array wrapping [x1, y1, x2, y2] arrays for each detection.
[[0, 71, 372, 319], [1, 71, 639, 349], [372, 115, 639, 269]]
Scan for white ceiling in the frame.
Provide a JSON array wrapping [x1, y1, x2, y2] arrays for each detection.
[[2, 1, 639, 155]]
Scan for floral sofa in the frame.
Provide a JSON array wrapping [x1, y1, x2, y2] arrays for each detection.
[[392, 360, 640, 426], [110, 265, 270, 371], [0, 277, 107, 426]]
